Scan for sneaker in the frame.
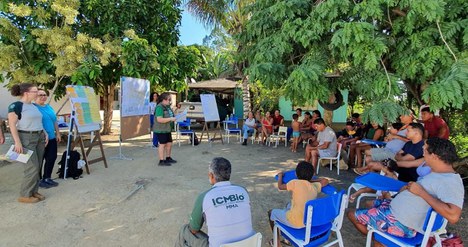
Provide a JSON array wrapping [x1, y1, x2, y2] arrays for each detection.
[[166, 157, 177, 163], [158, 160, 171, 166], [39, 180, 53, 189], [43, 178, 59, 187]]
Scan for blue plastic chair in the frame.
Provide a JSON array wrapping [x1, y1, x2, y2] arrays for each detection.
[[273, 190, 348, 247], [176, 118, 195, 146], [224, 116, 242, 143], [365, 208, 447, 247]]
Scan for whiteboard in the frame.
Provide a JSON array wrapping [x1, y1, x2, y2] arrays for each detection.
[[200, 94, 220, 122], [120, 77, 150, 117]]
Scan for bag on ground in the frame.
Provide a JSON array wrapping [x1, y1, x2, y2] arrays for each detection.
[[57, 150, 83, 179]]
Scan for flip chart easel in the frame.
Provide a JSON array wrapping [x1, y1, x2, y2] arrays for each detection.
[[199, 94, 224, 144], [65, 85, 108, 174], [111, 77, 151, 160]]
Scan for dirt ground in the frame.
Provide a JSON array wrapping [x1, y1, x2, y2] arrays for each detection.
[[0, 128, 466, 247]]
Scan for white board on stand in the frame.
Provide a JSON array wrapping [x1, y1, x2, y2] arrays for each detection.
[[200, 94, 220, 122], [120, 77, 150, 117]]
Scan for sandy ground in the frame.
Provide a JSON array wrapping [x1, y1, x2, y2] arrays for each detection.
[[0, 128, 467, 247]]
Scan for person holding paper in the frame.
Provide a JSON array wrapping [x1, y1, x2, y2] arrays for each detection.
[[8, 83, 48, 203], [35, 89, 60, 188], [153, 92, 177, 166]]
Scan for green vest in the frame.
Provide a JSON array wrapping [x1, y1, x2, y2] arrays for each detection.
[[152, 103, 173, 133]]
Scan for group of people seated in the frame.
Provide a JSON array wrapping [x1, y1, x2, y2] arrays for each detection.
[[176, 136, 463, 247], [239, 108, 322, 148]]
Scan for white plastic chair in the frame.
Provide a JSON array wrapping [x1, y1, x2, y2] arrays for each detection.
[[317, 143, 343, 175], [365, 209, 447, 247], [267, 126, 288, 147], [220, 232, 262, 247]]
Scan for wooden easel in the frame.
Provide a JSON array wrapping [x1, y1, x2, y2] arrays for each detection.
[[200, 121, 224, 144], [71, 125, 108, 174]]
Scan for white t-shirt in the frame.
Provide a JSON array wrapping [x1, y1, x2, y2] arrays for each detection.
[[149, 102, 157, 115], [190, 181, 254, 247], [390, 172, 464, 233], [244, 118, 256, 128]]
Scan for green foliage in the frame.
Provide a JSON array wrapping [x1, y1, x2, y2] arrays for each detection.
[[250, 80, 281, 112], [361, 100, 408, 126], [240, 0, 468, 118], [450, 135, 468, 159]]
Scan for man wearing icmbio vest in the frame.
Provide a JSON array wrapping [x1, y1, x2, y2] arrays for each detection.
[[175, 157, 254, 247]]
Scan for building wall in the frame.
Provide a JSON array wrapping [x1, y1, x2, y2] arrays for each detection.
[[279, 89, 348, 123]]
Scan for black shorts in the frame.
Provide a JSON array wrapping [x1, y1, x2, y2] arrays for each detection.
[[156, 132, 172, 144]]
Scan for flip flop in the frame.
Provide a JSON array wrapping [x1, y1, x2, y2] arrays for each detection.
[[353, 168, 365, 176]]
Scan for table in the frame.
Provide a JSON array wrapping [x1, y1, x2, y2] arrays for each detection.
[[361, 139, 387, 147], [354, 172, 407, 192]]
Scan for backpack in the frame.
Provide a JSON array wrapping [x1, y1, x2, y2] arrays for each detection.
[[57, 150, 83, 179], [193, 134, 200, 146]]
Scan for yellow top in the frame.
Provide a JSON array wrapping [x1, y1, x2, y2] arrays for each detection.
[[286, 179, 322, 227]]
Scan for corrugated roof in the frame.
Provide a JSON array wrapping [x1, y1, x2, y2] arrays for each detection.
[[188, 78, 239, 93]]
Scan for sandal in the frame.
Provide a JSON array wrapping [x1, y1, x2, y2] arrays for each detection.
[[268, 239, 274, 247], [353, 168, 365, 176], [281, 239, 292, 246], [349, 194, 356, 203]]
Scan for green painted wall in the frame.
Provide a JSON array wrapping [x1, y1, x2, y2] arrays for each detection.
[[278, 89, 348, 123], [234, 88, 244, 118]]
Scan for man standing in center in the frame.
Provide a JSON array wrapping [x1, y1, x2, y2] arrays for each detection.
[[175, 157, 254, 247], [305, 118, 337, 170]]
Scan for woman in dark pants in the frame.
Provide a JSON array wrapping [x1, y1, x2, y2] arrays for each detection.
[[8, 83, 48, 203], [35, 89, 60, 188]]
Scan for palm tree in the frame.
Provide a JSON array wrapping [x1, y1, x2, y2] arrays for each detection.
[[185, 0, 254, 117]]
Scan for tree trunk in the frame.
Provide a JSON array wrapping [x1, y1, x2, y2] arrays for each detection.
[[323, 92, 335, 127], [242, 76, 251, 118], [101, 84, 115, 135]]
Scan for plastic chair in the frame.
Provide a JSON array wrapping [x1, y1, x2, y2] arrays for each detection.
[[273, 190, 347, 247], [220, 232, 262, 247], [366, 209, 447, 247], [175, 118, 194, 146], [268, 126, 288, 147], [224, 116, 242, 143], [317, 143, 343, 175]]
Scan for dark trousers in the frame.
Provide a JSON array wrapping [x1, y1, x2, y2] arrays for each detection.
[[41, 138, 57, 179]]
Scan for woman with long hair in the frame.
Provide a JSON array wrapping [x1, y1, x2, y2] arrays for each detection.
[[34, 89, 60, 188]]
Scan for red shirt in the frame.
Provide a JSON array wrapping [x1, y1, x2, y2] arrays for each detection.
[[272, 115, 284, 126], [423, 116, 449, 139]]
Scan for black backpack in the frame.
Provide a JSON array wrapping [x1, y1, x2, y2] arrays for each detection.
[[57, 150, 83, 179]]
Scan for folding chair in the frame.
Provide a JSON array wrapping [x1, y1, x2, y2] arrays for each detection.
[[175, 118, 194, 146], [220, 232, 262, 247], [317, 143, 343, 175], [274, 189, 347, 247], [366, 208, 447, 247], [224, 116, 241, 143], [267, 126, 288, 147]]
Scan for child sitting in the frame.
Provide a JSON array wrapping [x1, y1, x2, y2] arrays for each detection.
[[290, 114, 301, 153], [268, 161, 329, 246]]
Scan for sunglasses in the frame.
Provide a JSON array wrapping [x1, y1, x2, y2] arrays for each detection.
[[38, 94, 48, 97]]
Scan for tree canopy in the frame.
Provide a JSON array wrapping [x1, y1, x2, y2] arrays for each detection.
[[241, 0, 467, 123]]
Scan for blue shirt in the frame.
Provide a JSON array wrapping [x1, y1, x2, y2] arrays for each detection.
[[35, 104, 57, 139]]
